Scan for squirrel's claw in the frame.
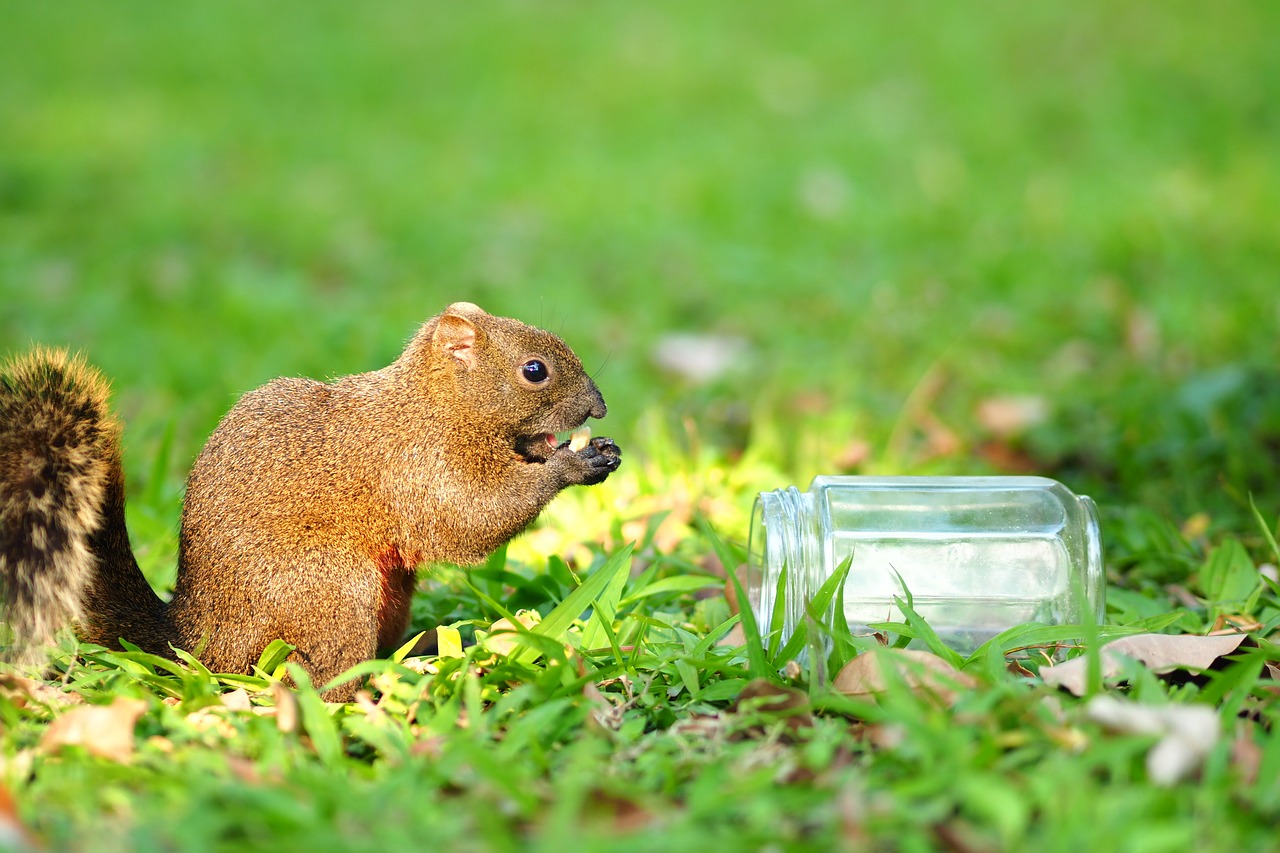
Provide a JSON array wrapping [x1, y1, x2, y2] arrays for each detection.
[[572, 436, 621, 485]]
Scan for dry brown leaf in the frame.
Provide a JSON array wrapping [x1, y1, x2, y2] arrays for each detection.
[[723, 569, 742, 615], [410, 734, 447, 761], [975, 439, 1038, 473], [40, 697, 147, 762], [1231, 723, 1263, 785], [734, 678, 813, 731], [863, 722, 908, 750], [1209, 614, 1263, 634], [185, 707, 239, 739], [917, 409, 962, 459], [834, 439, 871, 471], [833, 649, 977, 706], [669, 713, 730, 741], [1041, 633, 1248, 696], [1006, 660, 1036, 678], [582, 788, 662, 834], [716, 623, 746, 648], [1116, 632, 1249, 670], [146, 736, 175, 754], [272, 682, 298, 734], [932, 819, 990, 853], [975, 395, 1048, 437], [0, 674, 80, 710], [220, 688, 252, 713], [227, 755, 266, 785]]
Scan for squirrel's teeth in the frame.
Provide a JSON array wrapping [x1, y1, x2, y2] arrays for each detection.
[[544, 433, 557, 449]]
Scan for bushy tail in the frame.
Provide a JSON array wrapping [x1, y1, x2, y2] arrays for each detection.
[[0, 348, 124, 664]]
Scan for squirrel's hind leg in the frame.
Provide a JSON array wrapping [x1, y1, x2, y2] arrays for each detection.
[[264, 548, 386, 702]]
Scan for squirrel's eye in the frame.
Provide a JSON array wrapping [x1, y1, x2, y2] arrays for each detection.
[[521, 359, 550, 384]]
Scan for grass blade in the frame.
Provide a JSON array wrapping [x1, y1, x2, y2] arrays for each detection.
[[579, 546, 632, 652], [510, 543, 634, 664], [286, 664, 344, 768], [1251, 494, 1280, 563], [703, 519, 773, 679]]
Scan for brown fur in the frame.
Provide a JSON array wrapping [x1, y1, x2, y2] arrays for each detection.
[[0, 304, 620, 698]]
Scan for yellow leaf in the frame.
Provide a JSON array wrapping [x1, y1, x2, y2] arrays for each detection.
[[437, 625, 464, 659], [483, 610, 542, 657]]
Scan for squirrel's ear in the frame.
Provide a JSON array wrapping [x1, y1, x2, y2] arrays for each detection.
[[434, 313, 478, 369], [443, 301, 484, 315]]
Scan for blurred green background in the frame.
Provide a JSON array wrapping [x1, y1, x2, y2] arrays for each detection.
[[3, 2, 1278, 540]]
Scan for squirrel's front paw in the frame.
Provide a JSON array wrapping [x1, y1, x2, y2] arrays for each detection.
[[564, 436, 621, 486]]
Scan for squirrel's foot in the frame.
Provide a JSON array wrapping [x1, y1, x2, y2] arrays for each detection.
[[559, 436, 621, 485]]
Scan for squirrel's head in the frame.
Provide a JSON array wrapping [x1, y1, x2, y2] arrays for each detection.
[[408, 302, 607, 459]]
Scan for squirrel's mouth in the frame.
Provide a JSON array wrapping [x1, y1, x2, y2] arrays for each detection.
[[515, 427, 591, 463]]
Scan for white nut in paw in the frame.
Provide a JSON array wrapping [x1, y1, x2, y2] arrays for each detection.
[[569, 426, 592, 452]]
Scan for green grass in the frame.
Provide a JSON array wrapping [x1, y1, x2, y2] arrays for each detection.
[[3, 2, 1280, 850]]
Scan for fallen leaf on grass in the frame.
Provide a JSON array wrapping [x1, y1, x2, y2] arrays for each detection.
[[436, 625, 464, 659], [1085, 695, 1219, 786], [723, 570, 741, 615], [933, 819, 994, 853], [39, 697, 147, 762], [863, 722, 908, 750], [146, 736, 175, 754], [976, 395, 1048, 437], [1209, 614, 1262, 634], [582, 788, 665, 834], [220, 688, 252, 712], [1231, 721, 1263, 785], [716, 623, 746, 648], [1040, 633, 1248, 696], [184, 708, 238, 739], [272, 682, 298, 734], [1006, 660, 1035, 678], [734, 678, 813, 732], [736, 740, 806, 784], [669, 713, 731, 741], [835, 439, 872, 471], [481, 610, 542, 657], [833, 649, 977, 706], [0, 674, 81, 710]]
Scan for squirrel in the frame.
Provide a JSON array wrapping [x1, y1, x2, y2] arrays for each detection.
[[0, 302, 621, 699]]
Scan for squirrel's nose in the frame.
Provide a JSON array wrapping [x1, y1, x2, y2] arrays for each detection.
[[587, 382, 607, 420]]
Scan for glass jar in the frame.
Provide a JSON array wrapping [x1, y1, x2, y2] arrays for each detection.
[[745, 476, 1103, 654]]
